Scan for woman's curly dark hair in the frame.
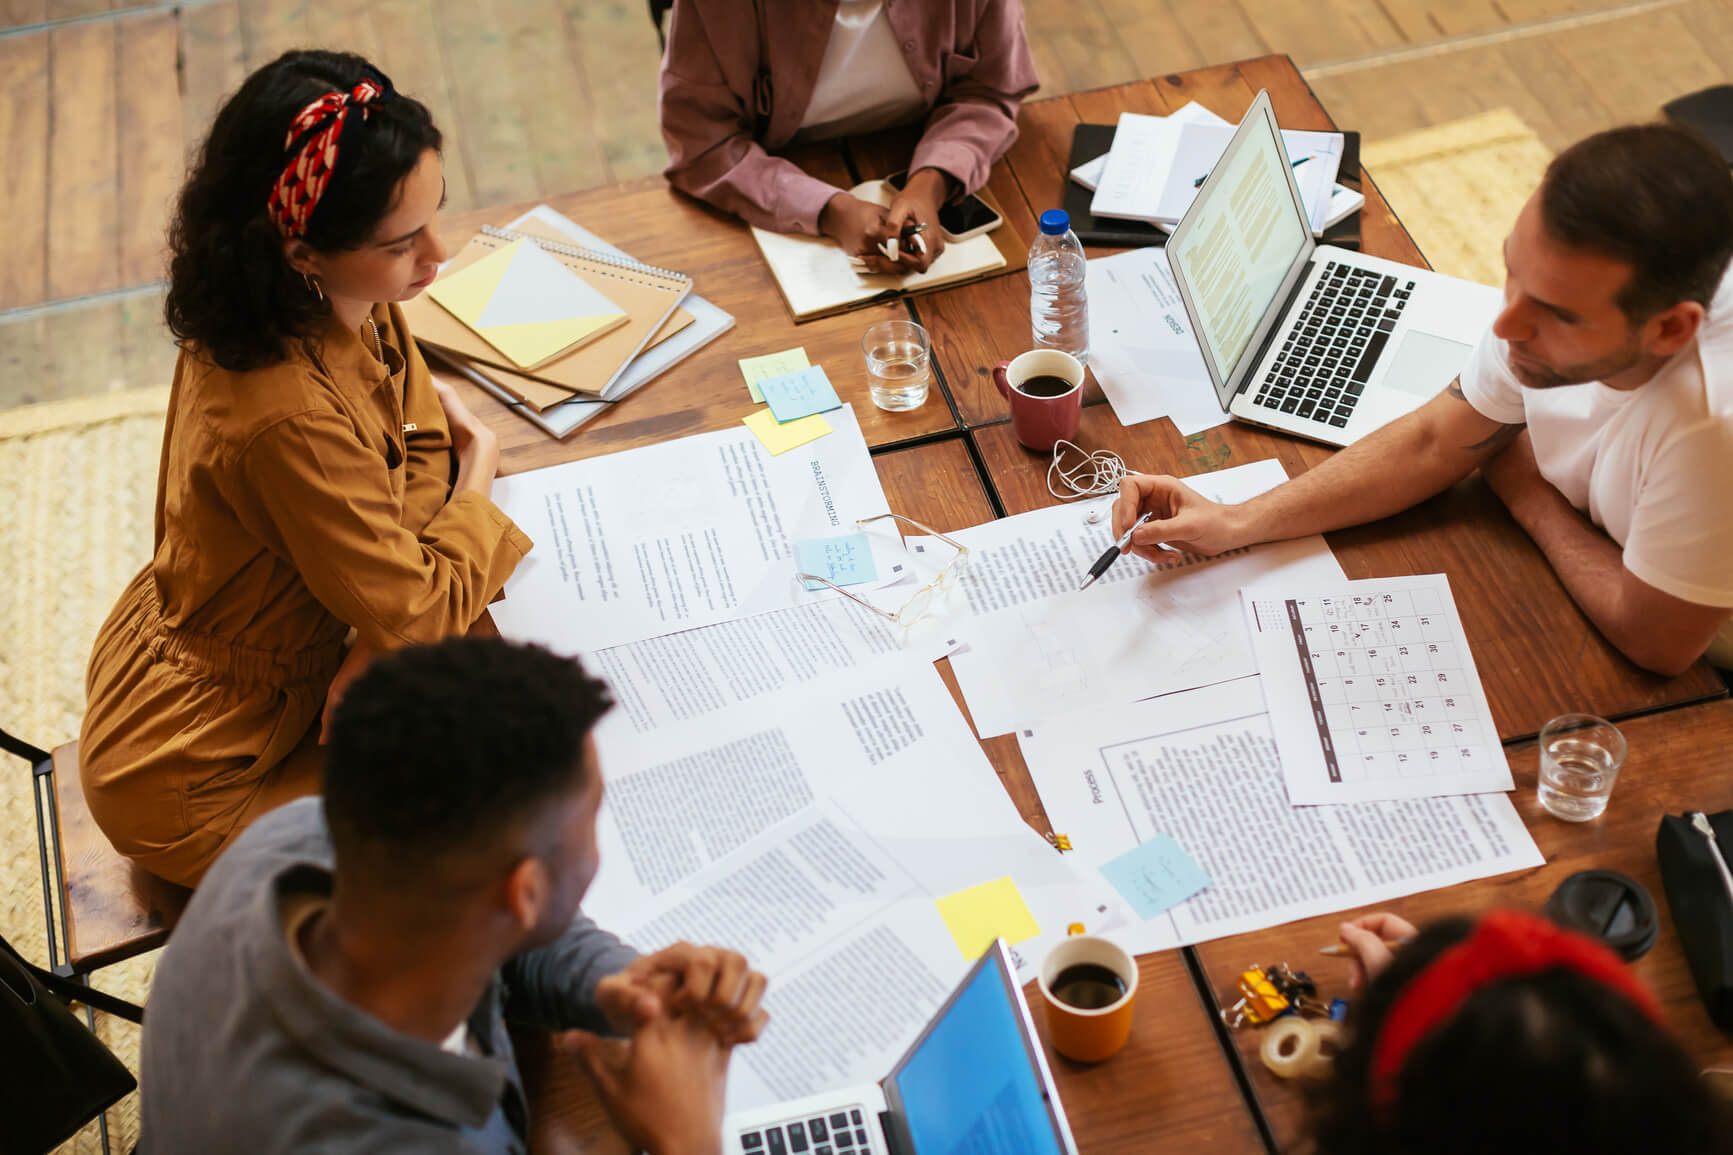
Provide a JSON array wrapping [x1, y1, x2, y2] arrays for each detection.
[[1304, 915, 1733, 1155], [164, 50, 441, 372]]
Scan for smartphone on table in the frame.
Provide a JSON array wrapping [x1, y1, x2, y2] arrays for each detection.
[[884, 170, 1004, 242]]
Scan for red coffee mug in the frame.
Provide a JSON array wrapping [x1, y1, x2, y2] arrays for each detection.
[[993, 350, 1084, 452]]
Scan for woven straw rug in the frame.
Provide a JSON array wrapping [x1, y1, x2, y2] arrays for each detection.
[[1362, 107, 1556, 287], [1, 386, 168, 1153], [0, 107, 1551, 1154]]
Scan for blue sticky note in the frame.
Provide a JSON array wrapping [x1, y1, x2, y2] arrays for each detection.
[[1099, 834, 1210, 920], [759, 365, 843, 424], [795, 532, 877, 590]]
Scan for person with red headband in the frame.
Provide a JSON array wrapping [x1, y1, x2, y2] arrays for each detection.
[[1308, 909, 1733, 1153], [79, 50, 531, 887]]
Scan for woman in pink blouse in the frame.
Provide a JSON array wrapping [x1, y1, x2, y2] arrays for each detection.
[[658, 0, 1037, 273]]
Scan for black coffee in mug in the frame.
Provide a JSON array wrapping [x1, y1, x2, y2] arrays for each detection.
[[1017, 374, 1075, 398], [1050, 962, 1127, 1010]]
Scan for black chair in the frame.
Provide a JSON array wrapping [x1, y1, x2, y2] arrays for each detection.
[[1, 727, 189, 1028], [1664, 86, 1733, 166]]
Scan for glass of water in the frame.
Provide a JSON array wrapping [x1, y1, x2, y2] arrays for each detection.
[[862, 319, 931, 412], [1537, 713, 1627, 822]]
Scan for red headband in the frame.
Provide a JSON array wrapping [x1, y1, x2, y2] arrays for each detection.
[[1370, 909, 1665, 1107], [266, 78, 388, 238]]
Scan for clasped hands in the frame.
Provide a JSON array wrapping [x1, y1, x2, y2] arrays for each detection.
[[564, 942, 770, 1155], [819, 167, 952, 275]]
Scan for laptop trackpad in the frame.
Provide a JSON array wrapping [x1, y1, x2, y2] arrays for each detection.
[[1384, 331, 1473, 396]]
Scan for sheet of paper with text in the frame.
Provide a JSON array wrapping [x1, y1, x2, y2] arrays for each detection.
[[490, 404, 891, 652], [1018, 679, 1542, 956]]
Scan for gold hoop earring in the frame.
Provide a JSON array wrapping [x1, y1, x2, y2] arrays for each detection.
[[303, 272, 325, 303]]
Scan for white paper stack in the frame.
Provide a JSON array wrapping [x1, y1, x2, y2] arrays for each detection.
[[1080, 102, 1363, 236]]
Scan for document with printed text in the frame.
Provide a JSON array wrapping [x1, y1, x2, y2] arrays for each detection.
[[941, 459, 1344, 737], [1018, 679, 1542, 955], [491, 404, 890, 652]]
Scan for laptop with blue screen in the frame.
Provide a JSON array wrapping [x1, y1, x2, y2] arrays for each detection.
[[726, 939, 1078, 1155]]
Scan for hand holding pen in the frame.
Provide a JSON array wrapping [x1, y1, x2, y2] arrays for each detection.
[[1079, 513, 1153, 591]]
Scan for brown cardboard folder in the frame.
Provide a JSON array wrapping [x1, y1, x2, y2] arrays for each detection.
[[403, 219, 691, 398]]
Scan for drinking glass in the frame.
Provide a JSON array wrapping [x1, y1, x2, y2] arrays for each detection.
[[862, 320, 931, 411], [1537, 713, 1626, 822]]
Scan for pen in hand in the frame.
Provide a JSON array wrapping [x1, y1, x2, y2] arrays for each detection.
[[1078, 512, 1153, 591], [1318, 936, 1414, 958]]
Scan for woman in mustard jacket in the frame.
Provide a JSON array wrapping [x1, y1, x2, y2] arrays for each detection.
[[81, 51, 531, 886]]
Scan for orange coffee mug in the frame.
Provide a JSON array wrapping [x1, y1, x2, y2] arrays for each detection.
[[1037, 934, 1138, 1062]]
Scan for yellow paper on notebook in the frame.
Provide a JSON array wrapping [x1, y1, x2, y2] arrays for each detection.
[[427, 237, 628, 371]]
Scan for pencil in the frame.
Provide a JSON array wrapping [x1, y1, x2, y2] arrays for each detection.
[[1318, 937, 1413, 958]]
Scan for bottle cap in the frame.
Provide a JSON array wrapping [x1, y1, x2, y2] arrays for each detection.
[[1039, 209, 1071, 236], [1546, 869, 1658, 961]]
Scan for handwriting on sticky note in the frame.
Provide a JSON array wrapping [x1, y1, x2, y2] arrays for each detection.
[[759, 365, 843, 424], [1099, 834, 1210, 920], [742, 407, 832, 455], [935, 876, 1041, 960], [796, 533, 877, 590], [739, 348, 810, 403]]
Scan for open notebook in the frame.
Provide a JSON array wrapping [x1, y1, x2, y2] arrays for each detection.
[[404, 223, 691, 398], [752, 179, 1023, 322]]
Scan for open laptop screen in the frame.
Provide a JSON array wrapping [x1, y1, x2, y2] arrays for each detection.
[[885, 947, 1070, 1154], [1166, 93, 1312, 405]]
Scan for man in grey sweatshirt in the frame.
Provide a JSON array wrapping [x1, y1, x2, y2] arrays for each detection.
[[138, 636, 768, 1153]]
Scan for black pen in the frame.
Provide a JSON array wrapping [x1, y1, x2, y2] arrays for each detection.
[[1195, 155, 1308, 189], [1079, 513, 1153, 591]]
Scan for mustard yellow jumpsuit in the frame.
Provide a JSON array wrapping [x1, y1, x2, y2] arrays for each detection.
[[81, 303, 531, 886]]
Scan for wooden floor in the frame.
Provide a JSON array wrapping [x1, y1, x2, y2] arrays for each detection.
[[2, 0, 1731, 409]]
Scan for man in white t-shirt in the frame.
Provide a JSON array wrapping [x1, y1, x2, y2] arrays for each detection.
[[1112, 124, 1733, 676]]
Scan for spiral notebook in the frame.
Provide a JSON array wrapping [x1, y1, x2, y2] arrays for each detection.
[[404, 222, 692, 398]]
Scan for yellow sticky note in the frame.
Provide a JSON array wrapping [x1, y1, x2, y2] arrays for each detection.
[[743, 407, 831, 455], [739, 348, 810, 403], [935, 877, 1042, 960]]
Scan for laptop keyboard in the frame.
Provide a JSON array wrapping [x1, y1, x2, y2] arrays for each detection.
[[741, 1106, 873, 1155], [1251, 262, 1414, 428]]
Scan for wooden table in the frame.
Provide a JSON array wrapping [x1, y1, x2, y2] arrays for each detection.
[[514, 438, 1265, 1155], [437, 142, 964, 472], [923, 60, 1724, 743], [429, 52, 1730, 1155]]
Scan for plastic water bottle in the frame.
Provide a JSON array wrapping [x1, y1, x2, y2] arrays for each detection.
[[1029, 209, 1089, 365]]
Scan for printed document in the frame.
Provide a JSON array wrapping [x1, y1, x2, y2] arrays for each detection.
[[1012, 679, 1545, 950], [1243, 574, 1510, 805], [1017, 678, 1543, 954], [614, 796, 1101, 1112], [491, 404, 890, 652], [939, 459, 1344, 737], [1086, 246, 1225, 434], [580, 661, 1112, 924], [580, 663, 1119, 1111]]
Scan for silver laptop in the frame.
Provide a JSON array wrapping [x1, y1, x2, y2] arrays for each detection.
[[726, 939, 1078, 1155], [1165, 90, 1503, 447]]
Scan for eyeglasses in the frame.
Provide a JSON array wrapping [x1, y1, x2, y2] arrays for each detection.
[[796, 512, 970, 627]]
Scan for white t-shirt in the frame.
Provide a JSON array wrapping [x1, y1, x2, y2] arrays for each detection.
[[1459, 268, 1733, 612], [799, 0, 926, 140]]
